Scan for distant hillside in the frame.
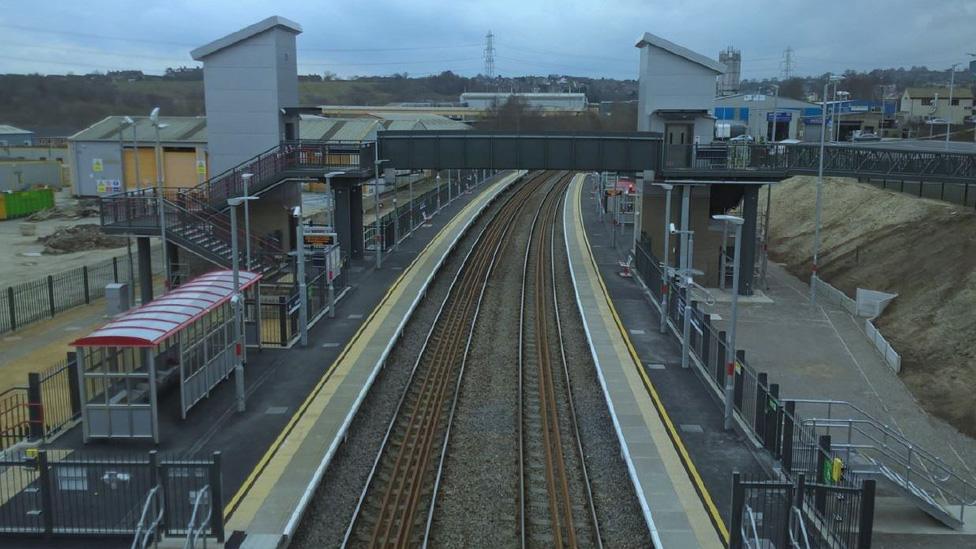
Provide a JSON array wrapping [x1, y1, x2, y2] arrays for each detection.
[[0, 70, 638, 136]]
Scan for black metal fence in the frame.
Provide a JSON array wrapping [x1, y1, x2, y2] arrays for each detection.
[[0, 354, 82, 452], [632, 240, 877, 548], [731, 472, 876, 549], [0, 250, 159, 336], [0, 449, 224, 541]]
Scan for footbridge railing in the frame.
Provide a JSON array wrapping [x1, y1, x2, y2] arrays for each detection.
[[662, 143, 976, 183]]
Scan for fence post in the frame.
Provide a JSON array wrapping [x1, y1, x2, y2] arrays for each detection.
[[148, 450, 162, 535], [47, 275, 55, 318], [782, 400, 796, 474], [27, 372, 45, 441], [733, 350, 745, 410], [112, 256, 119, 283], [815, 435, 831, 514], [755, 372, 768, 439], [858, 479, 876, 549], [7, 286, 15, 331], [82, 266, 90, 305], [717, 330, 727, 386], [66, 351, 82, 419], [701, 314, 711, 366], [729, 472, 744, 549], [210, 451, 226, 543], [278, 296, 288, 347], [765, 383, 780, 453], [37, 449, 54, 534]]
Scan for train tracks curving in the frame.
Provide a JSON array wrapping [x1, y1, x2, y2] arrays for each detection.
[[343, 171, 550, 548], [518, 172, 602, 548]]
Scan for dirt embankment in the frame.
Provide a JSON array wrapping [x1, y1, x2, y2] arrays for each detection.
[[765, 176, 976, 437]]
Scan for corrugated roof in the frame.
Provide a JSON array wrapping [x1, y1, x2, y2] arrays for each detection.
[[0, 125, 33, 135], [635, 32, 725, 74], [72, 270, 261, 348], [417, 118, 471, 131], [904, 87, 974, 99], [299, 116, 380, 141], [191, 16, 302, 60], [70, 116, 207, 143]]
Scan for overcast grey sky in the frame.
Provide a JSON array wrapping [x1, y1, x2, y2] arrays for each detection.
[[1, 0, 973, 80]]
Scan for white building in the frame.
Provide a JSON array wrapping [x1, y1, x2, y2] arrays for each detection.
[[459, 92, 588, 112], [635, 32, 725, 166], [899, 87, 974, 124]]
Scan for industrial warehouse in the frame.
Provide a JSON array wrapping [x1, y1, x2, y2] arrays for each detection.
[[0, 6, 975, 549]]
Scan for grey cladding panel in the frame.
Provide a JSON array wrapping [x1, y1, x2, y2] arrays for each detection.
[[378, 131, 663, 171]]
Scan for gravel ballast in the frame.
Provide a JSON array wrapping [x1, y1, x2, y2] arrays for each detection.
[[291, 183, 521, 549]]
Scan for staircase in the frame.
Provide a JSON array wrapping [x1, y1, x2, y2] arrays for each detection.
[[796, 400, 975, 529], [99, 140, 374, 277]]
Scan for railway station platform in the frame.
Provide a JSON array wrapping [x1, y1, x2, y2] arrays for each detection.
[[562, 173, 731, 549], [223, 171, 526, 548]]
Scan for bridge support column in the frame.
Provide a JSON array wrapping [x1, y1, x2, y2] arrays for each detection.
[[739, 185, 758, 296], [334, 180, 365, 261], [349, 183, 364, 260], [137, 237, 153, 304]]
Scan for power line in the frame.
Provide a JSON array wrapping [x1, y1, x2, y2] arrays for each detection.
[[483, 30, 496, 79], [781, 46, 795, 79]]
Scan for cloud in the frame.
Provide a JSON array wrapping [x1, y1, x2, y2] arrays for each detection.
[[0, 0, 971, 79]]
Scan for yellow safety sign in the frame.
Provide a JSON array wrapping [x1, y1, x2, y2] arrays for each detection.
[[196, 160, 207, 175], [92, 158, 104, 173]]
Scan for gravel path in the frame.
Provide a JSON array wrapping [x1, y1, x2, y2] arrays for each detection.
[[290, 185, 519, 549]]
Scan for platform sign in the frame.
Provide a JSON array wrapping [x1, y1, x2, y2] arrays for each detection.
[[304, 224, 337, 249]]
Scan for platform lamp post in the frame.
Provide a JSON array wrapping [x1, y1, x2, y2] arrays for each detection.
[[118, 116, 136, 306], [654, 183, 674, 334], [149, 108, 171, 288], [713, 214, 744, 431], [228, 195, 258, 412], [811, 75, 842, 306], [946, 63, 960, 151], [373, 158, 389, 269]]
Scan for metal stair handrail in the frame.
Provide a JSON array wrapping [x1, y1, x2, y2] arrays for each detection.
[[131, 484, 164, 549], [795, 399, 976, 519], [183, 485, 211, 549], [742, 504, 762, 549], [788, 506, 811, 549]]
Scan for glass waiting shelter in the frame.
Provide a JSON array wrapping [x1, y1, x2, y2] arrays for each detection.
[[71, 270, 261, 443]]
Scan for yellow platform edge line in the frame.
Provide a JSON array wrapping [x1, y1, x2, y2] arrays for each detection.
[[223, 178, 503, 520], [574, 176, 731, 545]]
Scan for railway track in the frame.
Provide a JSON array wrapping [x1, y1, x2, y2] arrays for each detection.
[[343, 171, 550, 548], [518, 172, 602, 548]]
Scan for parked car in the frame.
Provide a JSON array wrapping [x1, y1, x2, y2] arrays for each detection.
[[852, 132, 881, 142], [729, 134, 755, 143]]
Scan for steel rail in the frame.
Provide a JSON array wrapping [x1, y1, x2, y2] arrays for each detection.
[[341, 171, 547, 548]]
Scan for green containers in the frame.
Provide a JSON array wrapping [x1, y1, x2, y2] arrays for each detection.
[[0, 188, 55, 220]]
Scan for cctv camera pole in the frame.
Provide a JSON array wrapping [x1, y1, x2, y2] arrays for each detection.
[[659, 184, 673, 334], [724, 220, 743, 431], [681, 231, 695, 369], [679, 185, 691, 272], [242, 173, 253, 270], [230, 202, 246, 412], [296, 208, 309, 347]]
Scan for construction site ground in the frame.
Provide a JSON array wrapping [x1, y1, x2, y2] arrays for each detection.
[[763, 176, 976, 441], [0, 189, 128, 288]]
